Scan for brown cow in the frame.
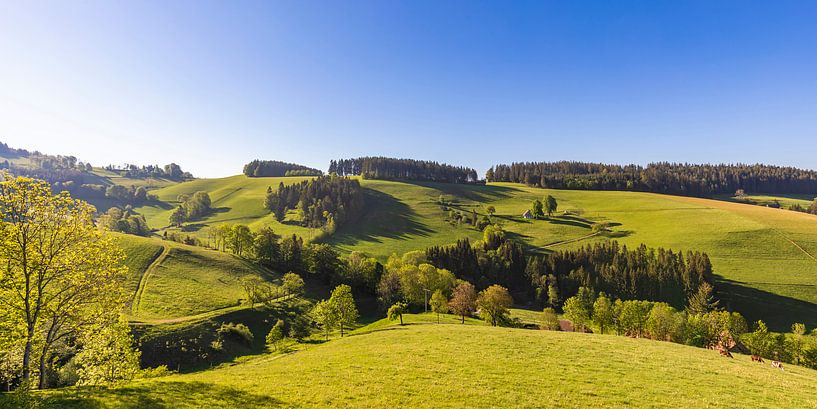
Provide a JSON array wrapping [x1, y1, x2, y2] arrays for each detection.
[[751, 354, 764, 363]]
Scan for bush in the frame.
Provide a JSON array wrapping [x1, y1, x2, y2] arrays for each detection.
[[137, 365, 173, 379], [216, 323, 254, 347], [540, 307, 560, 331]]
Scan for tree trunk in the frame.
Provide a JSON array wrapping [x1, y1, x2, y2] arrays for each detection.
[[22, 336, 32, 383], [461, 314, 465, 324], [38, 345, 49, 389]]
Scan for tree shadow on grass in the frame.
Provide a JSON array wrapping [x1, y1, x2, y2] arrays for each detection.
[[716, 278, 817, 332], [328, 188, 434, 246], [546, 217, 592, 229], [44, 381, 283, 408], [400, 180, 521, 202]]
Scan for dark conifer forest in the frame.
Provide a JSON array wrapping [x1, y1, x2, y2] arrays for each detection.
[[488, 161, 817, 196], [264, 175, 365, 229], [330, 157, 479, 183], [426, 235, 713, 309], [243, 160, 323, 177]]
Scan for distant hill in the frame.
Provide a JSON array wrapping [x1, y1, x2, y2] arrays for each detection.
[[46, 314, 817, 408]]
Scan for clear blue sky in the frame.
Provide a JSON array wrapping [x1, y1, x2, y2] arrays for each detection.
[[1, 1, 816, 177]]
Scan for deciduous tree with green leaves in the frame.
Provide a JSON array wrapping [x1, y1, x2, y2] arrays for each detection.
[[387, 302, 408, 325], [563, 287, 595, 332], [328, 284, 358, 337], [592, 293, 615, 334], [310, 300, 337, 340], [266, 319, 286, 351], [73, 319, 140, 386], [449, 281, 477, 323], [477, 285, 513, 327], [531, 199, 544, 219], [545, 195, 558, 218], [430, 290, 448, 323], [0, 175, 129, 388], [282, 272, 305, 297]]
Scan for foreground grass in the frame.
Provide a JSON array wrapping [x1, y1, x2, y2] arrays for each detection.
[[48, 315, 817, 408]]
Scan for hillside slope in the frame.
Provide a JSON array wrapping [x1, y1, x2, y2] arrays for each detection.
[[124, 175, 817, 329], [113, 233, 278, 322], [48, 316, 817, 408]]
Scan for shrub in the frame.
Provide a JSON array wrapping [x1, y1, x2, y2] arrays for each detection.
[[540, 307, 560, 331], [137, 365, 173, 379], [216, 323, 254, 347]]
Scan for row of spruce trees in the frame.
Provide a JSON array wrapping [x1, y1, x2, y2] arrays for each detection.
[[329, 157, 479, 183], [425, 226, 713, 309], [487, 161, 817, 196], [243, 159, 323, 177], [264, 176, 365, 229]]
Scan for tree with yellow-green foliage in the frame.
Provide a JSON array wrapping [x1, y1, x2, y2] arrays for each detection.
[[477, 285, 513, 326], [0, 175, 130, 389], [430, 290, 448, 323]]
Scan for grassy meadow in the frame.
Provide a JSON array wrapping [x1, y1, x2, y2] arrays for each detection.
[[47, 314, 817, 408], [132, 175, 322, 241], [112, 233, 277, 323]]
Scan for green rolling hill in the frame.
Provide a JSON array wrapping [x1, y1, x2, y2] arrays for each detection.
[[47, 313, 817, 408], [120, 174, 817, 329], [111, 233, 278, 323]]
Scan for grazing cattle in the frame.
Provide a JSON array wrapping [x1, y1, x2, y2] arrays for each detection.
[[751, 355, 764, 363], [771, 361, 784, 371], [718, 346, 733, 358]]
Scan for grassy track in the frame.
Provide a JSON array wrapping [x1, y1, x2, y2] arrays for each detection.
[[47, 314, 817, 408]]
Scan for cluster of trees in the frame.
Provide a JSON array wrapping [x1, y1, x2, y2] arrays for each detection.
[[741, 321, 817, 369], [264, 176, 364, 231], [1, 150, 94, 187], [0, 176, 141, 392], [425, 226, 529, 297], [488, 161, 817, 196], [311, 284, 359, 338], [242, 272, 306, 308], [42, 183, 158, 208], [556, 286, 817, 369], [105, 184, 156, 204], [0, 142, 29, 157], [206, 225, 383, 290], [425, 226, 713, 309], [530, 195, 558, 218], [243, 160, 323, 177], [169, 191, 212, 226], [330, 157, 479, 183], [104, 163, 192, 180], [98, 207, 151, 236], [558, 287, 746, 347], [375, 252, 457, 309], [386, 279, 516, 328], [529, 241, 714, 309]]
